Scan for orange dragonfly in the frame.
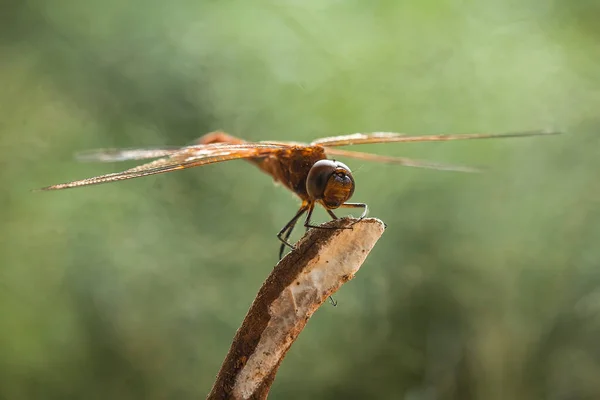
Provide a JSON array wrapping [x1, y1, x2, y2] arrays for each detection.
[[41, 129, 560, 257]]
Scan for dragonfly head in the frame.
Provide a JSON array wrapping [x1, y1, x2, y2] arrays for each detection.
[[306, 159, 355, 209]]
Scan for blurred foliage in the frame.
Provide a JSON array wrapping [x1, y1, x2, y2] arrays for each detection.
[[1, 0, 600, 399]]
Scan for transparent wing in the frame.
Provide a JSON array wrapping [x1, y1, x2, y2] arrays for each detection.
[[76, 146, 182, 162], [312, 129, 562, 147], [40, 143, 288, 190], [74, 137, 302, 162], [324, 148, 480, 172], [75, 130, 253, 163]]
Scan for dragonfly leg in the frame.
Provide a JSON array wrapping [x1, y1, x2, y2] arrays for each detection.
[[303, 203, 315, 232], [304, 203, 345, 230], [279, 219, 298, 260], [326, 209, 338, 220], [305, 205, 353, 231], [277, 203, 309, 259], [304, 208, 340, 233], [340, 202, 369, 227]]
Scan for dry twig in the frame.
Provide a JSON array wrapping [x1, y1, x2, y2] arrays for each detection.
[[207, 217, 385, 399]]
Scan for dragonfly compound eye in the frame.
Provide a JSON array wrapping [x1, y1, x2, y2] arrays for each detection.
[[306, 159, 355, 209]]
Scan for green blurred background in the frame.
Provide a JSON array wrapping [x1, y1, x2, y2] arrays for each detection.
[[2, 0, 600, 399]]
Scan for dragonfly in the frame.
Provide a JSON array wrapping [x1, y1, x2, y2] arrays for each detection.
[[41, 129, 560, 258]]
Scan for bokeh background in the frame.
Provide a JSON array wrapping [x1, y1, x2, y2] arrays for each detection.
[[2, 1, 600, 399]]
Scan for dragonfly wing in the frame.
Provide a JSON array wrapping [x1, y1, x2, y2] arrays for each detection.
[[75, 130, 264, 163], [312, 129, 561, 147], [324, 148, 480, 172], [76, 147, 183, 162], [40, 143, 288, 190]]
